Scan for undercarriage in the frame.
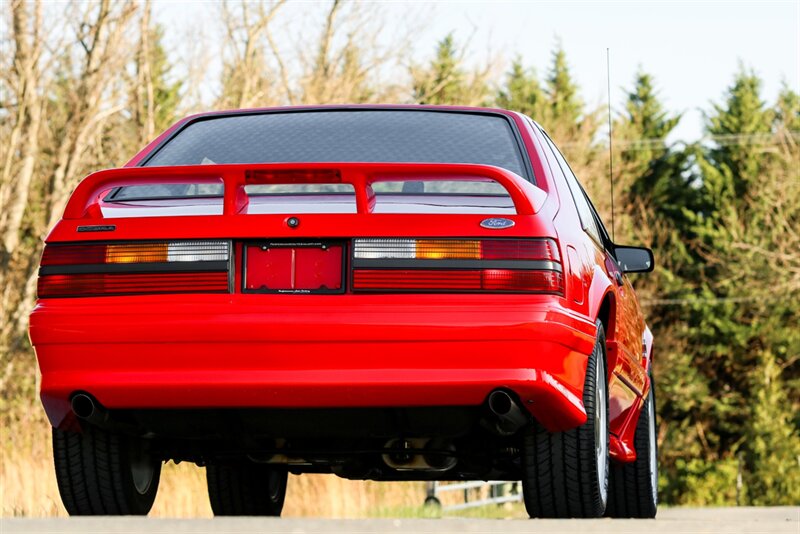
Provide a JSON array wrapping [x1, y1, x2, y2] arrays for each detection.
[[69, 392, 528, 481]]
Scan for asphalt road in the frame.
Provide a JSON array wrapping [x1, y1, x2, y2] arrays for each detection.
[[3, 507, 798, 534]]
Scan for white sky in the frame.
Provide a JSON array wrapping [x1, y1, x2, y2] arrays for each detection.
[[155, 0, 800, 142]]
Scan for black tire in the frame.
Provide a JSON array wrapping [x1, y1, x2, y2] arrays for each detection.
[[206, 462, 288, 516], [52, 426, 161, 515], [606, 376, 658, 518], [521, 320, 610, 518]]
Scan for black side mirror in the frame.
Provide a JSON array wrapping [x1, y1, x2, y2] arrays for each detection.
[[615, 246, 654, 273]]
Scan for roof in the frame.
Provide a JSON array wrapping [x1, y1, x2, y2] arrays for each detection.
[[181, 104, 521, 122]]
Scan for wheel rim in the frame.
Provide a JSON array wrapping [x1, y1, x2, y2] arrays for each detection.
[[129, 442, 156, 495], [648, 392, 658, 505], [595, 358, 608, 505]]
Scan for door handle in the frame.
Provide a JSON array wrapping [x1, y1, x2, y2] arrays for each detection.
[[614, 272, 624, 286]]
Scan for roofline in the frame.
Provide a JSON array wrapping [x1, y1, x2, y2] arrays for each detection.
[[179, 104, 523, 123]]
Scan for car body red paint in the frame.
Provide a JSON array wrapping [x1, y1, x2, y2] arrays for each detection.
[[29, 105, 656, 517]]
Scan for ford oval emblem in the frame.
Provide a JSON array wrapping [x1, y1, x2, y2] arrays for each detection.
[[480, 217, 515, 229]]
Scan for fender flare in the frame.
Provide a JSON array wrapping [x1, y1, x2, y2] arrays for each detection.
[[585, 265, 619, 370], [586, 265, 615, 335]]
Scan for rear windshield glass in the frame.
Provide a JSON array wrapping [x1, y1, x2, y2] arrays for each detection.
[[142, 110, 527, 175]]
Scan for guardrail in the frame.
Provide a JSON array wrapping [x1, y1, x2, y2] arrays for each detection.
[[424, 480, 522, 511]]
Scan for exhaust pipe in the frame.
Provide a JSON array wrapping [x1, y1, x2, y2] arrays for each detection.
[[485, 390, 528, 436], [71, 393, 109, 426], [423, 438, 457, 471], [382, 438, 457, 471]]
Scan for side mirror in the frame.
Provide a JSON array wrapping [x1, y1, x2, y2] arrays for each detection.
[[615, 246, 654, 273]]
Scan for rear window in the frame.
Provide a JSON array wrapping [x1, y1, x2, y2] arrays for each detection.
[[110, 180, 511, 201], [142, 110, 528, 177]]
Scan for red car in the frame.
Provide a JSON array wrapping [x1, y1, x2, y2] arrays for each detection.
[[29, 105, 657, 518]]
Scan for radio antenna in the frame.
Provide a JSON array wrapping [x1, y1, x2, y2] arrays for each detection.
[[606, 47, 616, 242]]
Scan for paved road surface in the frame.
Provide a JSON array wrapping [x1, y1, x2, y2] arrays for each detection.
[[3, 507, 798, 533]]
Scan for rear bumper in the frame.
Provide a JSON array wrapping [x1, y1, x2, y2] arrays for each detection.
[[29, 294, 596, 432]]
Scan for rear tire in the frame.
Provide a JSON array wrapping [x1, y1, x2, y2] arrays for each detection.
[[521, 320, 609, 518], [206, 462, 288, 516], [52, 426, 161, 515], [606, 376, 658, 518]]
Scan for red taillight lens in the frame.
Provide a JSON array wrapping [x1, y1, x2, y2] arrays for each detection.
[[41, 244, 108, 265], [354, 270, 483, 290], [37, 241, 230, 298], [481, 269, 563, 292], [352, 238, 564, 294], [37, 272, 229, 298], [480, 239, 559, 261], [246, 169, 342, 184], [353, 269, 563, 293]]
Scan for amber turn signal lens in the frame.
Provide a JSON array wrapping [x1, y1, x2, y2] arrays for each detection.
[[105, 243, 168, 263], [415, 240, 481, 259]]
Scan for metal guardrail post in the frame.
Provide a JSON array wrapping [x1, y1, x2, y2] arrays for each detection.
[[424, 481, 441, 507]]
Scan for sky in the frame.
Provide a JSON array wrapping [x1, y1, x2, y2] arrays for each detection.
[[155, 0, 799, 143]]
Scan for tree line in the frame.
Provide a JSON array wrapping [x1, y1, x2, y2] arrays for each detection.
[[1, 0, 798, 507]]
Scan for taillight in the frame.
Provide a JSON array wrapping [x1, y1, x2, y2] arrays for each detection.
[[352, 238, 563, 294], [38, 240, 230, 297]]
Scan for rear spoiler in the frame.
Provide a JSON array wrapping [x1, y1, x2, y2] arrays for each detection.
[[63, 162, 547, 220]]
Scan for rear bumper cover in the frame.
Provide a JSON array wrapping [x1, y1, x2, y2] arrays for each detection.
[[29, 294, 596, 433]]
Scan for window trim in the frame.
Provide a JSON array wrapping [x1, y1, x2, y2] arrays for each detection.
[[581, 185, 617, 257], [537, 127, 606, 249]]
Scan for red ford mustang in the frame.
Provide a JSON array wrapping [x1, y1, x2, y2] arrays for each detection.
[[29, 105, 657, 518]]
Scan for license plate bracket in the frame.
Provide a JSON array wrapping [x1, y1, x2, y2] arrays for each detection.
[[243, 241, 345, 294]]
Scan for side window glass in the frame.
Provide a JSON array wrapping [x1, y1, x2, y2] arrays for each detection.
[[541, 132, 602, 245]]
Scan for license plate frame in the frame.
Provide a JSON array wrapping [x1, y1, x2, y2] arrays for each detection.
[[242, 240, 346, 294]]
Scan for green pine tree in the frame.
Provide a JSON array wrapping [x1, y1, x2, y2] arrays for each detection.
[[613, 70, 695, 253], [535, 45, 603, 212], [705, 66, 774, 197], [143, 25, 182, 135], [543, 45, 583, 131], [411, 33, 489, 106], [495, 57, 545, 118], [617, 70, 680, 173], [775, 83, 800, 133], [746, 350, 800, 504]]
